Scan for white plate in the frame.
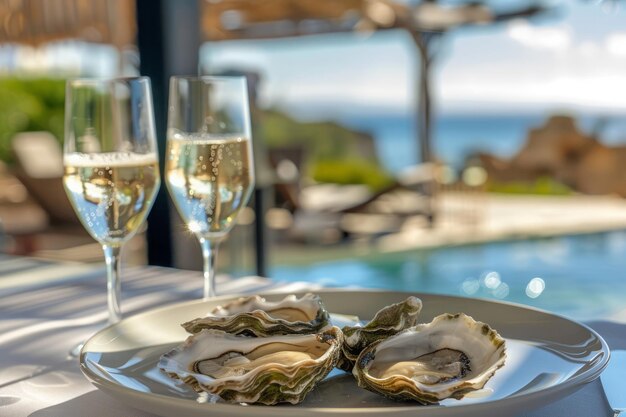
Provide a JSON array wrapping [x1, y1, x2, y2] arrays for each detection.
[[80, 290, 609, 417]]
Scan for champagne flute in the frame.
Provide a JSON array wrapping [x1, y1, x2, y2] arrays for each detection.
[[63, 77, 160, 325], [166, 76, 255, 299]]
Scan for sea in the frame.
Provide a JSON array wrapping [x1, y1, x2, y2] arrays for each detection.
[[333, 113, 626, 174]]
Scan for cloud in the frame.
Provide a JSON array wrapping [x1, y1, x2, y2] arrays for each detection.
[[577, 41, 600, 58], [439, 71, 626, 112], [605, 32, 626, 56], [506, 20, 571, 51]]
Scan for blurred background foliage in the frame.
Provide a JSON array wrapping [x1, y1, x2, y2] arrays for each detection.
[[487, 176, 573, 196], [311, 159, 394, 190], [0, 78, 394, 191], [0, 78, 65, 163], [258, 108, 394, 190], [0, 79, 581, 196]]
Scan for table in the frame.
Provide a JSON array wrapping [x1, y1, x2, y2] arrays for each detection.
[[0, 255, 620, 417]]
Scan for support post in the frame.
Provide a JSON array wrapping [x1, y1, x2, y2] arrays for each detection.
[[136, 0, 200, 266]]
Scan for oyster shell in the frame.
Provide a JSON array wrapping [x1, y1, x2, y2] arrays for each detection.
[[338, 296, 422, 371], [182, 293, 330, 337], [159, 326, 343, 405], [352, 313, 506, 404]]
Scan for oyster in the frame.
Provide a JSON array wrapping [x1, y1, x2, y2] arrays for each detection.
[[159, 326, 343, 405], [353, 313, 506, 404], [182, 293, 330, 337], [338, 296, 422, 371]]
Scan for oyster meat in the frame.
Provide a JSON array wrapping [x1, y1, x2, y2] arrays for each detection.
[[353, 313, 506, 404], [159, 326, 343, 405], [339, 296, 422, 371], [182, 293, 330, 337]]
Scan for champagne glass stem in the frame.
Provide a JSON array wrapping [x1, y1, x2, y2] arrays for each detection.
[[199, 237, 219, 299], [103, 244, 122, 325]]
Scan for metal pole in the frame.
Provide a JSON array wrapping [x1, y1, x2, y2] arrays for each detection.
[[412, 31, 436, 226], [136, 0, 200, 266]]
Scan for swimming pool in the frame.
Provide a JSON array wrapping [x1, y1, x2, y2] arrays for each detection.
[[270, 230, 626, 320]]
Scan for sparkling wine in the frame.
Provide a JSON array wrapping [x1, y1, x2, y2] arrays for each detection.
[[63, 152, 160, 245], [166, 132, 254, 238]]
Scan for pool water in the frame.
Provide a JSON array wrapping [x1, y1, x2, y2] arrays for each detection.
[[271, 231, 626, 320]]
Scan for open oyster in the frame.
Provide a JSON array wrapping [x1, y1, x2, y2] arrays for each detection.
[[182, 293, 330, 337], [159, 326, 343, 405], [339, 296, 422, 371], [353, 313, 506, 404]]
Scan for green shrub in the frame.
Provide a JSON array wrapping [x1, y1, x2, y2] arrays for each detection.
[[311, 159, 394, 191], [259, 108, 392, 188], [487, 176, 573, 195], [0, 77, 65, 163]]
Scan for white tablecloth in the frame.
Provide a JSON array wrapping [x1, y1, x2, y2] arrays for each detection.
[[0, 255, 619, 417]]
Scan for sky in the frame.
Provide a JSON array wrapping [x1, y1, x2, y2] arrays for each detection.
[[1, 1, 625, 119], [438, 1, 626, 114], [201, 0, 626, 117]]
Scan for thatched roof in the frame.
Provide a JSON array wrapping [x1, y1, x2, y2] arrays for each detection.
[[0, 0, 545, 47], [0, 0, 135, 48], [1, 0, 372, 47], [201, 0, 372, 41]]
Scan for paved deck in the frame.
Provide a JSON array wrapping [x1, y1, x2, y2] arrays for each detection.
[[378, 192, 626, 252], [269, 192, 626, 265]]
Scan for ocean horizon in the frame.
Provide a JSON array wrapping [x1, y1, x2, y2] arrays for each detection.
[[334, 112, 626, 174]]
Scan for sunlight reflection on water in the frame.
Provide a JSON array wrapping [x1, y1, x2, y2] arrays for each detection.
[[271, 230, 626, 319]]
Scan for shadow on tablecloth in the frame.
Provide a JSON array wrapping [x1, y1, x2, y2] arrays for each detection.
[[29, 391, 155, 417]]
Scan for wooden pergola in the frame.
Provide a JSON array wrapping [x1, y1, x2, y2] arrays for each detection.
[[199, 0, 547, 225]]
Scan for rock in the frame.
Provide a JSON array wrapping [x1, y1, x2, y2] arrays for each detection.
[[477, 114, 626, 196], [572, 145, 626, 196], [511, 116, 594, 175], [478, 153, 536, 182]]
